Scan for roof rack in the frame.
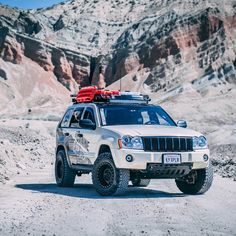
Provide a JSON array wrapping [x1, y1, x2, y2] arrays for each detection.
[[71, 86, 150, 104]]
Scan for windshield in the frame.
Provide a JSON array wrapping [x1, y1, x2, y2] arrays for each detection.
[[99, 105, 176, 126]]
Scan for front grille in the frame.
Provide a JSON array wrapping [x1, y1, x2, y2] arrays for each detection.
[[142, 136, 193, 152]]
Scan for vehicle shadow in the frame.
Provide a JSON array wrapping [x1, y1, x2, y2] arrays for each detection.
[[16, 183, 185, 199]]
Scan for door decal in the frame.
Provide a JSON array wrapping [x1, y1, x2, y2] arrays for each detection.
[[72, 132, 94, 164]]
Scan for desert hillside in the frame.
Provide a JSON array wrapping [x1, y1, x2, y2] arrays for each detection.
[[1, 0, 236, 91]]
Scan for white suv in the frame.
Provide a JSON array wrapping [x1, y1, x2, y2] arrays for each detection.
[[55, 88, 213, 196]]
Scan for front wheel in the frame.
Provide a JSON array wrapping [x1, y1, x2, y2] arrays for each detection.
[[92, 152, 130, 196], [175, 163, 213, 195]]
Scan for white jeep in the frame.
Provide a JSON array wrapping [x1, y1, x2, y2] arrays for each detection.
[[55, 88, 213, 196]]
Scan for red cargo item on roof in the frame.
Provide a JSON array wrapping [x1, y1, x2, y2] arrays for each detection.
[[76, 86, 120, 103]]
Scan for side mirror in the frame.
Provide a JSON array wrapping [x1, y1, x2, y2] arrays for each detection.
[[177, 120, 187, 128], [79, 119, 96, 130]]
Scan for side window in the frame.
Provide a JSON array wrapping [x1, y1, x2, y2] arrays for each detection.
[[70, 107, 84, 128], [61, 109, 73, 128], [83, 107, 95, 123]]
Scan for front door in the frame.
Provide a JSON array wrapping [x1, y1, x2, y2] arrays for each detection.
[[76, 106, 100, 165], [67, 107, 86, 165], [67, 106, 99, 165]]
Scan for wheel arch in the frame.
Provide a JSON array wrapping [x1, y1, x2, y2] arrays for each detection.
[[56, 145, 72, 167], [98, 144, 112, 155], [96, 144, 120, 168], [56, 145, 66, 154]]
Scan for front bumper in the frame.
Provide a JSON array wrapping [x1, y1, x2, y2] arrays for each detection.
[[111, 148, 210, 170]]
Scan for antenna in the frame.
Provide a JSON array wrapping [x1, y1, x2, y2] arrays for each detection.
[[119, 5, 122, 92]]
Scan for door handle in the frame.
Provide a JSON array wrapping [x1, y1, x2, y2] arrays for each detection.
[[64, 132, 70, 136], [77, 133, 83, 138], [75, 131, 83, 137]]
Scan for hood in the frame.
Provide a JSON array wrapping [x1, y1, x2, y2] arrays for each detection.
[[103, 125, 202, 137]]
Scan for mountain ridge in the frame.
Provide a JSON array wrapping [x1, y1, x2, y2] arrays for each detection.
[[0, 0, 236, 102]]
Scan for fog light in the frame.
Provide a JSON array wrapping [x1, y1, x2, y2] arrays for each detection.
[[126, 155, 133, 162], [203, 154, 209, 162]]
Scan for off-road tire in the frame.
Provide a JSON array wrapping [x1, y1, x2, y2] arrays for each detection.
[[92, 152, 130, 196], [132, 178, 151, 187], [175, 163, 213, 195], [55, 150, 76, 187]]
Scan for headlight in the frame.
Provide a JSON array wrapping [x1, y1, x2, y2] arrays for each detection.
[[120, 136, 143, 150], [193, 136, 207, 150]]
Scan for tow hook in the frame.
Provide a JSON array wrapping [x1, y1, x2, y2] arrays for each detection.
[[186, 171, 197, 184]]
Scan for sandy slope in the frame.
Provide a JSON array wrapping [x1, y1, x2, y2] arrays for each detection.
[[0, 58, 70, 119], [0, 119, 57, 184]]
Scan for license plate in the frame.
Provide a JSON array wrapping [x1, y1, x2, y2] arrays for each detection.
[[163, 154, 181, 164]]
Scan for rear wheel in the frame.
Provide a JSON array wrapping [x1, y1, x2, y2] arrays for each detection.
[[55, 150, 76, 187], [175, 163, 213, 195], [92, 152, 130, 196], [132, 178, 151, 187]]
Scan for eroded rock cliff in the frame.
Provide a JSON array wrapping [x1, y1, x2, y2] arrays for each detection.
[[0, 0, 236, 95]]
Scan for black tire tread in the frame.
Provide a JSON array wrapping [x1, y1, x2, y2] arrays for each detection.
[[55, 150, 76, 187], [92, 152, 130, 196], [175, 162, 213, 195], [198, 162, 214, 194], [114, 169, 130, 195]]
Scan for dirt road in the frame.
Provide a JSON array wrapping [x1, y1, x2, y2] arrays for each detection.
[[0, 166, 236, 236]]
